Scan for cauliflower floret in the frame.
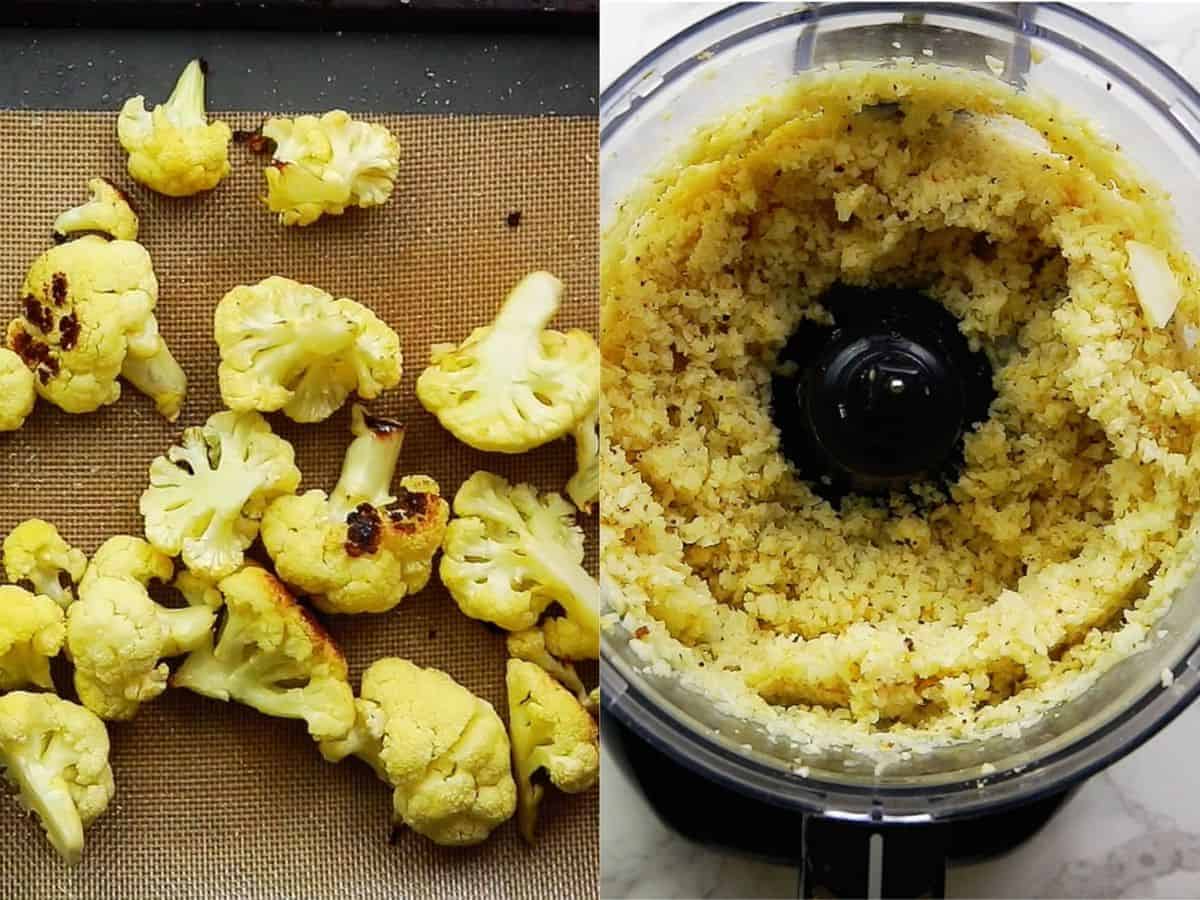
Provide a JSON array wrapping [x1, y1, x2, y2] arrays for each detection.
[[67, 536, 216, 720], [566, 408, 598, 513], [0, 348, 35, 431], [139, 409, 301, 581], [441, 471, 599, 658], [319, 657, 516, 845], [52, 177, 139, 242], [506, 659, 599, 843], [261, 110, 400, 226], [506, 628, 593, 711], [215, 276, 402, 423], [5, 235, 187, 420], [0, 691, 114, 864], [416, 271, 600, 453], [172, 566, 354, 741], [0, 586, 65, 691], [261, 405, 449, 614], [117, 58, 231, 197], [3, 519, 88, 609]]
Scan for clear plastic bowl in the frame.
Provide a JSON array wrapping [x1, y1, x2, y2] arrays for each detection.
[[600, 2, 1200, 822]]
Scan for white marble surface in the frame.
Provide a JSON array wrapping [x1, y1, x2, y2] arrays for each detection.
[[599, 3, 1200, 898]]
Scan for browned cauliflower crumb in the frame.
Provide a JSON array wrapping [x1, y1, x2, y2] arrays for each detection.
[[601, 65, 1200, 751]]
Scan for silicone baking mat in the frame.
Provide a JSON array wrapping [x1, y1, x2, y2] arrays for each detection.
[[0, 110, 598, 900]]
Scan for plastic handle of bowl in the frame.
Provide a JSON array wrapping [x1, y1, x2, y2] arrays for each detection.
[[799, 814, 948, 899]]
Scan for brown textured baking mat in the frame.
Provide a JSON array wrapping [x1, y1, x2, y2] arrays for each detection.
[[0, 111, 599, 900]]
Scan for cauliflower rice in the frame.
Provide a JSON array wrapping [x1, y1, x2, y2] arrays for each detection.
[[600, 66, 1200, 752]]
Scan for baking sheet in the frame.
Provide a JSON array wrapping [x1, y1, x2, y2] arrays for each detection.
[[0, 110, 598, 900]]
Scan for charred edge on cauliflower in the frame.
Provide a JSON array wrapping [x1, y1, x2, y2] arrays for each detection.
[[386, 487, 435, 532], [345, 503, 383, 557], [22, 297, 53, 333], [58, 314, 80, 351], [232, 129, 278, 156], [11, 331, 59, 384], [50, 274, 68, 307]]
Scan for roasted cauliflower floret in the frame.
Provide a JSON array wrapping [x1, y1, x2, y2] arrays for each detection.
[[0, 347, 35, 431], [52, 178, 139, 242], [139, 409, 301, 581], [117, 58, 231, 197], [215, 276, 402, 423], [506, 628, 593, 711], [506, 659, 599, 843], [441, 472, 599, 658], [6, 235, 186, 420], [261, 405, 449, 614], [0, 691, 114, 864], [67, 536, 215, 720], [261, 110, 400, 226], [319, 658, 516, 845], [3, 519, 88, 609], [172, 567, 355, 741], [0, 586, 65, 691], [566, 408, 598, 513], [416, 271, 600, 453]]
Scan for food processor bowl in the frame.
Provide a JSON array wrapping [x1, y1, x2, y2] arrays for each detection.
[[600, 2, 1200, 893]]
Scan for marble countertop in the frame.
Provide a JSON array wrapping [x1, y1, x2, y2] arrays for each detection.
[[599, 3, 1200, 898]]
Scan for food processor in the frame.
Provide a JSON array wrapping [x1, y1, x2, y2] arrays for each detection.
[[599, 3, 1200, 895]]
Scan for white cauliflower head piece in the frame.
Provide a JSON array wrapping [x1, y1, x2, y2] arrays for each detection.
[[215, 276, 402, 423], [261, 110, 400, 226], [117, 58, 232, 197], [416, 271, 600, 453], [139, 410, 301, 581], [319, 657, 516, 846], [261, 405, 449, 614], [506, 658, 599, 843], [0, 347, 36, 431], [53, 177, 139, 242], [440, 471, 599, 658], [3, 519, 88, 609], [0, 585, 66, 692], [7, 235, 187, 420], [0, 691, 115, 864], [566, 407, 599, 513], [67, 536, 216, 720], [171, 566, 355, 741]]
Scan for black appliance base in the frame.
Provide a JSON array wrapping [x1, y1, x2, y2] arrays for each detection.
[[606, 712, 1072, 869]]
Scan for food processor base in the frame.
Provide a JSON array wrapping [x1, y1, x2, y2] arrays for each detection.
[[606, 711, 1072, 870]]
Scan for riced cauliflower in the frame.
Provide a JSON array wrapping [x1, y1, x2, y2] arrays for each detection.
[[214, 276, 402, 423], [0, 586, 65, 691], [0, 691, 114, 864], [319, 657, 516, 846], [416, 271, 600, 453], [52, 178, 139, 242], [603, 65, 1200, 751], [261, 110, 400, 226], [506, 659, 599, 843], [261, 405, 448, 614], [67, 536, 215, 720], [3, 519, 87, 609], [0, 347, 35, 431], [172, 566, 355, 741], [6, 234, 186, 420], [139, 409, 301, 581], [441, 471, 599, 659], [117, 58, 232, 197]]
